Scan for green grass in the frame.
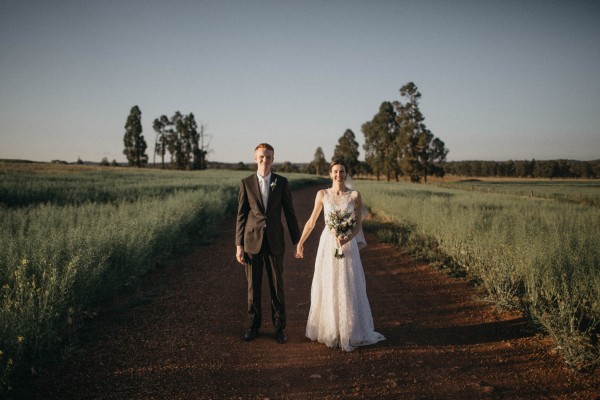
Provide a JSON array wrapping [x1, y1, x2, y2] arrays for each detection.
[[0, 164, 322, 388], [355, 179, 600, 370], [438, 179, 600, 207]]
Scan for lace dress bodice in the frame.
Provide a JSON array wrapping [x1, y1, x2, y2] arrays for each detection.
[[323, 188, 367, 249], [324, 188, 354, 214]]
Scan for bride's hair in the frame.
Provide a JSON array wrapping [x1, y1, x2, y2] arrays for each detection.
[[329, 159, 348, 173]]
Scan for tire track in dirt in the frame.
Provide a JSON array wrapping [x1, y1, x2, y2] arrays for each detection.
[[11, 184, 599, 399]]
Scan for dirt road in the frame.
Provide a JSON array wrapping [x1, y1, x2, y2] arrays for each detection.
[[12, 184, 599, 399]]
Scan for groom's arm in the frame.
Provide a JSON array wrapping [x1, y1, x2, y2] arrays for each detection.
[[235, 181, 250, 262], [280, 177, 300, 244]]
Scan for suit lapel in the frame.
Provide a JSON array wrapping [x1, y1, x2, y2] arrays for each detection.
[[266, 173, 279, 210], [250, 175, 266, 211]]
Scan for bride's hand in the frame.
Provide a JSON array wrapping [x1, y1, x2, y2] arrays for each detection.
[[338, 234, 351, 246]]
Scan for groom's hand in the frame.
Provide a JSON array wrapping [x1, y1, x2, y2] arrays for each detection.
[[295, 243, 304, 259], [236, 246, 245, 265]]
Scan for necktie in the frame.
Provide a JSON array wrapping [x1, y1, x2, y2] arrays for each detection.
[[261, 177, 269, 210]]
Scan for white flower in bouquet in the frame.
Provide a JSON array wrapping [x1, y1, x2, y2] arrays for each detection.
[[325, 207, 356, 259]]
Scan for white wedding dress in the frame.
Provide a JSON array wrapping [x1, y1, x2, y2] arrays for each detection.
[[306, 189, 385, 351]]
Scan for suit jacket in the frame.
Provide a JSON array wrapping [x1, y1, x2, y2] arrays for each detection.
[[236, 173, 300, 255]]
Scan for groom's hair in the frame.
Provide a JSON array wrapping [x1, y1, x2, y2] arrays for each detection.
[[255, 143, 274, 152]]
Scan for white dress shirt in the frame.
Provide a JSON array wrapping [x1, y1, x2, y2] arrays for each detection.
[[257, 172, 271, 211]]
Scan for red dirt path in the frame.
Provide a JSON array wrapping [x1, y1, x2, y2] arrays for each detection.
[[11, 184, 599, 399]]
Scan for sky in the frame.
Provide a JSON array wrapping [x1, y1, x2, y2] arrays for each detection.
[[1, 0, 599, 165]]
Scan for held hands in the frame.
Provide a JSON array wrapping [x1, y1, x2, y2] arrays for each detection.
[[295, 243, 304, 259], [236, 246, 245, 265], [295, 234, 351, 259]]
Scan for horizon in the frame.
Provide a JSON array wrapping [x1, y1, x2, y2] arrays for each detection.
[[3, 156, 599, 166]]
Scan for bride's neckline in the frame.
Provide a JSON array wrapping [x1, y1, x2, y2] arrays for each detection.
[[328, 187, 352, 197]]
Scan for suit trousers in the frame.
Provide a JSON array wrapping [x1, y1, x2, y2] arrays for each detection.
[[245, 235, 286, 331]]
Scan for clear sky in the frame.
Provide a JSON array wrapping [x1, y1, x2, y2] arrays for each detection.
[[1, 0, 599, 164]]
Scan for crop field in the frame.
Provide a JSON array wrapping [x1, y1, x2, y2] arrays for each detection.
[[438, 178, 600, 207], [0, 162, 321, 384], [2, 162, 598, 383], [354, 178, 600, 370]]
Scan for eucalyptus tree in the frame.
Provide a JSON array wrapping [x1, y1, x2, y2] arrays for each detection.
[[122, 105, 148, 167], [155, 112, 209, 170], [425, 137, 449, 180], [362, 101, 398, 180], [394, 83, 447, 182], [192, 120, 210, 170], [168, 111, 185, 169], [312, 147, 327, 176], [153, 115, 171, 169], [176, 112, 195, 169], [333, 129, 360, 176]]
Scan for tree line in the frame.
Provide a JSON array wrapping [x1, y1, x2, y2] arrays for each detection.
[[305, 82, 448, 182], [445, 159, 600, 179], [120, 82, 447, 180], [122, 105, 209, 170], [120, 84, 597, 180]]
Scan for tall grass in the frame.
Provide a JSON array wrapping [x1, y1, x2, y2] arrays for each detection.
[[439, 179, 600, 207], [355, 180, 600, 370], [0, 164, 245, 207], [0, 164, 320, 387]]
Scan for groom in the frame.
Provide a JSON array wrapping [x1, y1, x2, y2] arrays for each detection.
[[235, 143, 300, 344]]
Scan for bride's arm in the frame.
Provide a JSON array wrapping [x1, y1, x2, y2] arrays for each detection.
[[339, 191, 363, 246], [353, 191, 363, 234], [295, 190, 324, 258]]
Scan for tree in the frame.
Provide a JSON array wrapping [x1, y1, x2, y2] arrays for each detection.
[[425, 137, 449, 179], [362, 102, 398, 180], [157, 112, 210, 170], [333, 129, 360, 176], [153, 115, 170, 169], [279, 161, 297, 173], [168, 111, 185, 169], [122, 105, 148, 167], [311, 147, 327, 176], [99, 157, 109, 166], [394, 83, 447, 182], [193, 123, 210, 170]]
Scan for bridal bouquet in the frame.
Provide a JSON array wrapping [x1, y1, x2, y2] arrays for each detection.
[[325, 207, 356, 259]]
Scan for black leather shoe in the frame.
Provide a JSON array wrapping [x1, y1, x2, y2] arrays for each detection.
[[275, 329, 288, 344], [244, 328, 259, 341]]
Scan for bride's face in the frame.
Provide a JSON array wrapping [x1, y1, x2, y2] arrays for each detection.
[[330, 164, 347, 183]]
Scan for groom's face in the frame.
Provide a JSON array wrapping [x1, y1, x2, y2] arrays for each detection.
[[254, 148, 274, 175]]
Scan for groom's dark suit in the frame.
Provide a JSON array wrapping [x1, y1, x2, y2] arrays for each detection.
[[236, 172, 300, 332]]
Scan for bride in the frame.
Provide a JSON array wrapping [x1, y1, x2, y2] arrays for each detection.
[[295, 159, 385, 351]]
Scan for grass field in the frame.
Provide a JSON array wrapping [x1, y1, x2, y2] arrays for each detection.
[[354, 178, 600, 370], [1, 163, 598, 383], [438, 178, 600, 207], [0, 162, 322, 386]]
